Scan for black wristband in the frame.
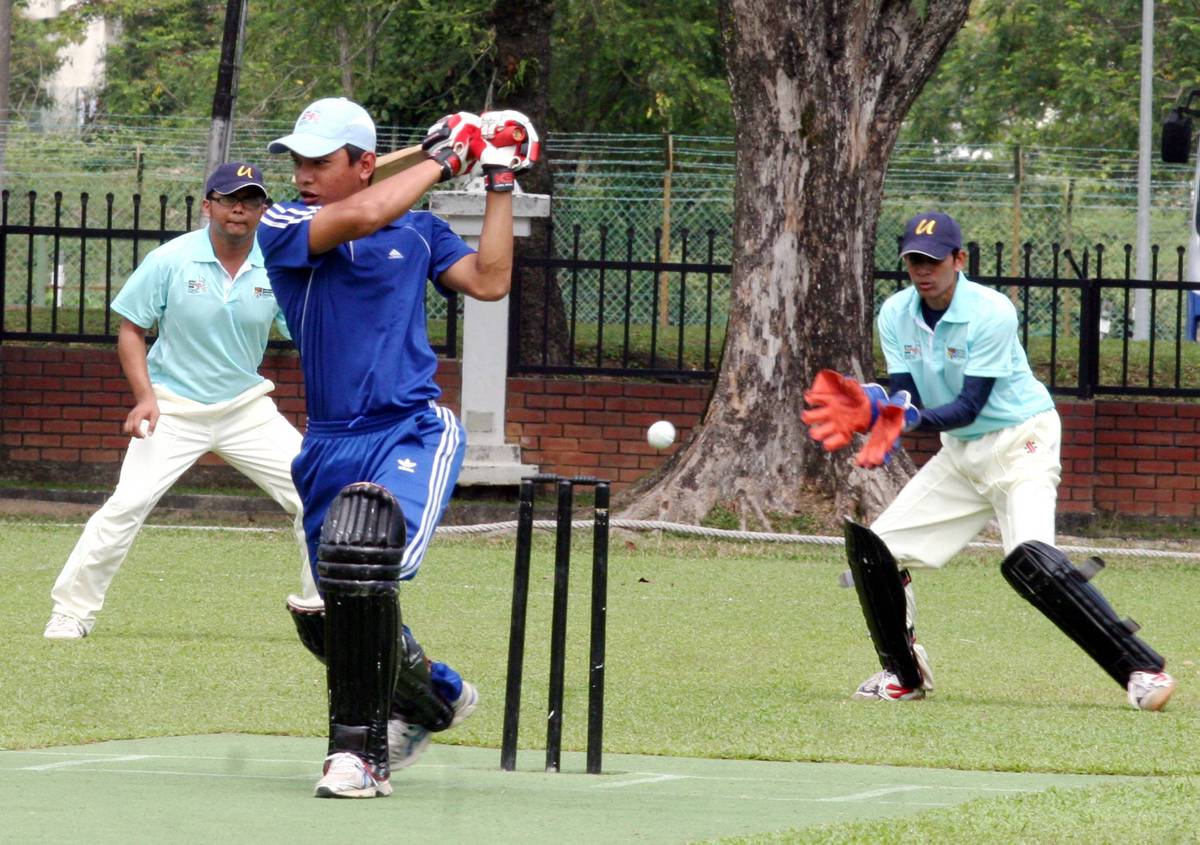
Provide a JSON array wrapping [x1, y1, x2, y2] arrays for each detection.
[[428, 148, 464, 183], [483, 166, 515, 192]]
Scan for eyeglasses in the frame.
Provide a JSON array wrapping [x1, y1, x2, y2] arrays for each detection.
[[208, 193, 268, 209]]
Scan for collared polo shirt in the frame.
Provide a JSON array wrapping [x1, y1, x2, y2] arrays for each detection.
[[877, 273, 1054, 440], [111, 227, 287, 404], [256, 203, 473, 424]]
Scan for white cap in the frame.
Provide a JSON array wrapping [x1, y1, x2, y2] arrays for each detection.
[[268, 97, 376, 157]]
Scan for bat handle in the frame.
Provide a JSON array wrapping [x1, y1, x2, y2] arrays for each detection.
[[489, 124, 525, 147]]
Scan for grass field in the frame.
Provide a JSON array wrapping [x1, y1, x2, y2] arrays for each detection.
[[3, 517, 1199, 842]]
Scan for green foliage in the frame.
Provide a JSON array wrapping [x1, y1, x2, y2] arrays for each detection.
[[41, 0, 729, 134], [240, 0, 495, 126], [66, 0, 225, 117], [9, 0, 84, 112], [905, 0, 1200, 148], [549, 0, 731, 133]]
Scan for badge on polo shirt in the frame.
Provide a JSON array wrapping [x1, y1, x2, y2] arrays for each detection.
[[187, 278, 208, 294]]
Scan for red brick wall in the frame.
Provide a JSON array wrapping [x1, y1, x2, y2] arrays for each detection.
[[2, 342, 1198, 519], [505, 377, 709, 485]]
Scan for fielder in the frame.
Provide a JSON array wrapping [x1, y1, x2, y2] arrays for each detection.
[[258, 97, 538, 797], [802, 210, 1176, 711], [44, 163, 316, 640]]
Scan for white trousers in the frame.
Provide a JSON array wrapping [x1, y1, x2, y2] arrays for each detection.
[[50, 382, 316, 630], [871, 410, 1061, 630]]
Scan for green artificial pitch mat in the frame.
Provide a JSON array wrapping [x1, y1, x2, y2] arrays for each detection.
[[1, 735, 1134, 844]]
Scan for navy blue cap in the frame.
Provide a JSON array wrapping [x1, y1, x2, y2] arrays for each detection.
[[899, 211, 962, 260], [205, 162, 267, 196]]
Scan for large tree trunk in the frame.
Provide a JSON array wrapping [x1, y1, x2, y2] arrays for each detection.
[[623, 0, 970, 527], [489, 0, 571, 367]]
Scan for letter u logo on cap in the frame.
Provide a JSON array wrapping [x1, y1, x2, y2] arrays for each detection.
[[915, 219, 936, 235], [236, 165, 254, 178]]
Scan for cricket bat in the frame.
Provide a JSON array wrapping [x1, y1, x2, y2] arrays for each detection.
[[372, 125, 526, 181], [373, 144, 427, 181]]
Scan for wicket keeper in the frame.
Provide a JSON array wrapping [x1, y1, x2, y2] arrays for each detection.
[[803, 210, 1176, 711]]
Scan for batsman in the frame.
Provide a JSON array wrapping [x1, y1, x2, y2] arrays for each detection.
[[258, 98, 539, 797], [803, 210, 1176, 711]]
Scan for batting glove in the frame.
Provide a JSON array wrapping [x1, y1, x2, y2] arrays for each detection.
[[422, 112, 483, 182], [477, 109, 540, 192]]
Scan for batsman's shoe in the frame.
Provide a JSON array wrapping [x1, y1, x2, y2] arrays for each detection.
[[388, 681, 479, 770], [43, 613, 87, 640], [1127, 670, 1176, 712], [313, 752, 392, 799], [852, 669, 926, 701]]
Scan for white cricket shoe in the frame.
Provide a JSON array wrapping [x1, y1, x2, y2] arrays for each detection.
[[313, 752, 392, 799], [1127, 670, 1176, 711], [388, 681, 479, 770], [852, 669, 926, 701], [44, 613, 87, 640]]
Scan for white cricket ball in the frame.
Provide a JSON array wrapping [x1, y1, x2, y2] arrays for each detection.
[[647, 420, 677, 449]]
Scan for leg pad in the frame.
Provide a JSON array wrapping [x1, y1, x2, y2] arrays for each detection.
[[844, 519, 924, 690], [391, 628, 455, 732], [319, 483, 407, 777], [1001, 541, 1165, 686], [287, 595, 326, 663]]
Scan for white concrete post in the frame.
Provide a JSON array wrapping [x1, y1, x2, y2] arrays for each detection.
[[429, 183, 550, 485]]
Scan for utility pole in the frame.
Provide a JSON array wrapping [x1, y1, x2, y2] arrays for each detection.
[[0, 0, 13, 189], [1133, 0, 1154, 340], [203, 0, 248, 185]]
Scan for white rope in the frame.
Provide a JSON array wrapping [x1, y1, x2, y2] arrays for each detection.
[[435, 518, 1200, 561], [10, 517, 1195, 561]]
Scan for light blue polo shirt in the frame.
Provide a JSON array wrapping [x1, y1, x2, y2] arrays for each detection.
[[111, 227, 289, 404], [877, 273, 1054, 440]]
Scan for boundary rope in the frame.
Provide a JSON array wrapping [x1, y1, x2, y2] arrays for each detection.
[[435, 518, 1200, 561], [8, 518, 1198, 561]]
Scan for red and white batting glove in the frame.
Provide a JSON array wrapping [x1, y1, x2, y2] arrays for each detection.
[[422, 112, 483, 182], [476, 109, 540, 192], [801, 370, 875, 452]]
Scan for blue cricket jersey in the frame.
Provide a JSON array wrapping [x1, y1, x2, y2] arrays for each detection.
[[257, 202, 473, 424]]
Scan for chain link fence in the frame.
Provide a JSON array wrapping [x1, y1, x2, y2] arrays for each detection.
[[2, 115, 1199, 335]]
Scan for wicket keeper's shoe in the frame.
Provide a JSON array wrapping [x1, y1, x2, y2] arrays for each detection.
[[852, 669, 926, 701], [1127, 670, 1176, 711], [388, 681, 479, 770], [313, 752, 392, 798], [43, 613, 87, 640]]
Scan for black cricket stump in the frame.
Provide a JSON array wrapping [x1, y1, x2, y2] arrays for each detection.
[[500, 474, 611, 775]]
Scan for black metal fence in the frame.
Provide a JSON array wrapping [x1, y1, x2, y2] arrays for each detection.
[[0, 190, 459, 356], [513, 225, 1200, 399], [5, 190, 1200, 400]]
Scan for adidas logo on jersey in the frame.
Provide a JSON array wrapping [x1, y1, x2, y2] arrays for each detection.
[[396, 457, 417, 473], [387, 248, 404, 260]]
